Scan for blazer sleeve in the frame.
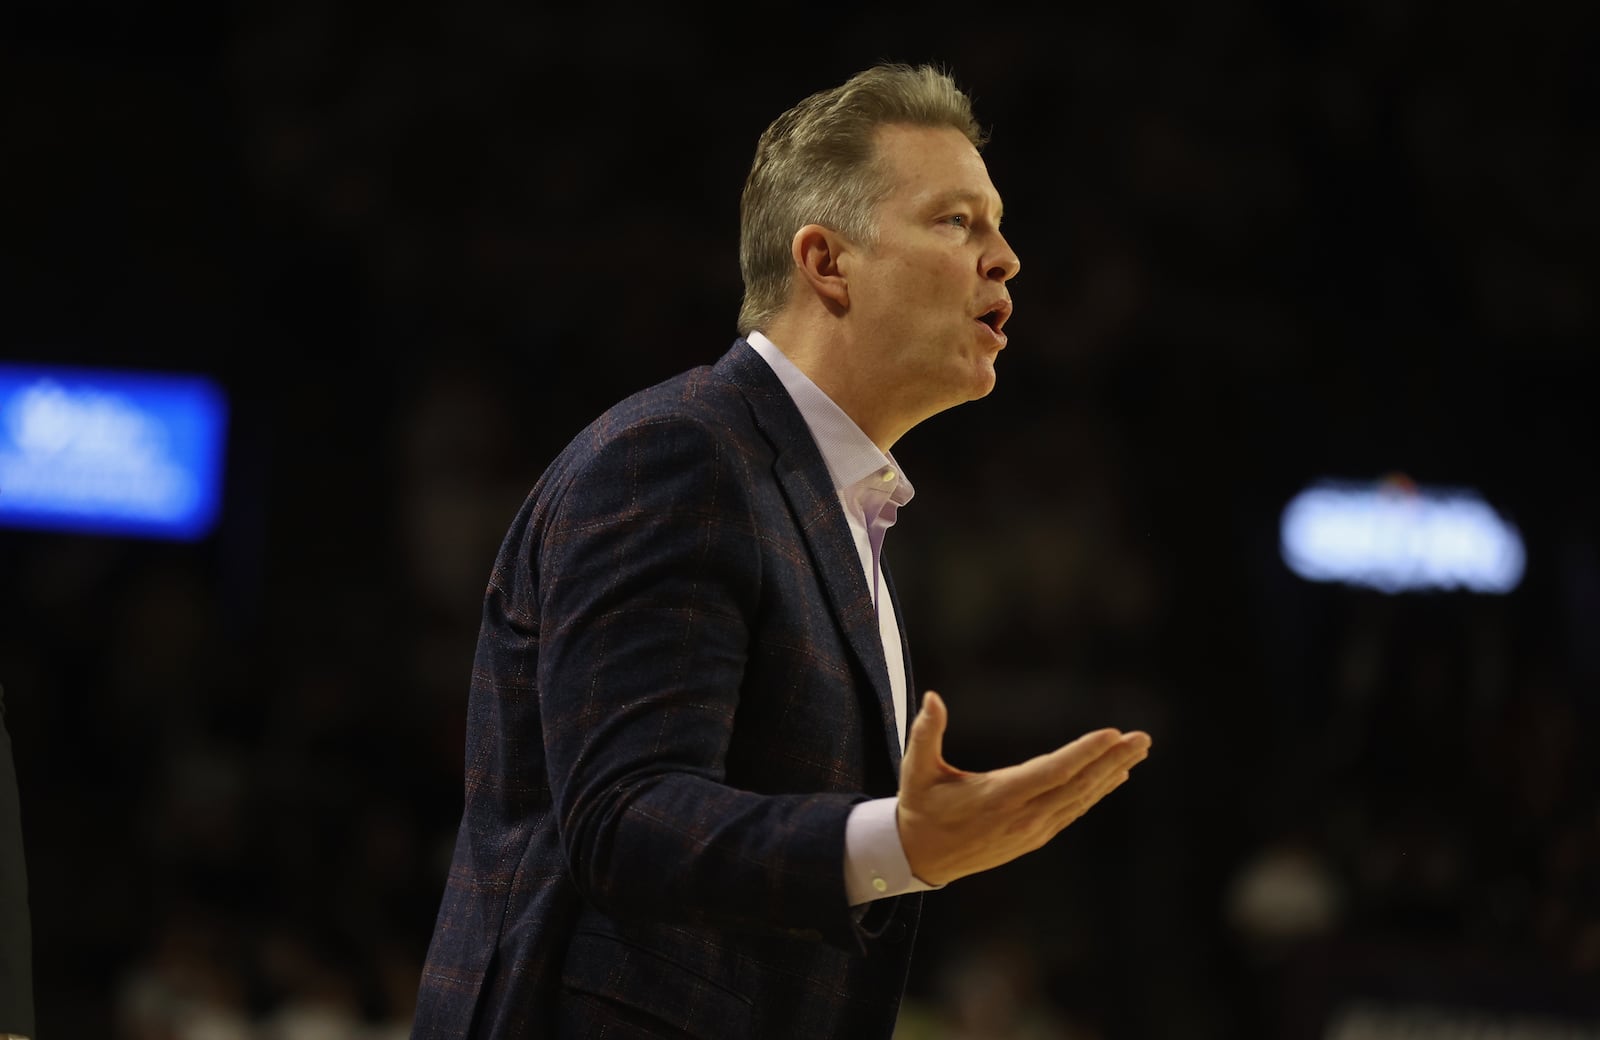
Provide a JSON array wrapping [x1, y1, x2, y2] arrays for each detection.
[[530, 411, 867, 946]]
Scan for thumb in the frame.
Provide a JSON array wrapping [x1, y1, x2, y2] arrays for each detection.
[[903, 691, 948, 782]]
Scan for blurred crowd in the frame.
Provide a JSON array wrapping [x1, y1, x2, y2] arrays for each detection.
[[3, 0, 1596, 1037]]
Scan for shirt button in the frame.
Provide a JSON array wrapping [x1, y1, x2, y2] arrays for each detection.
[[872, 877, 889, 893], [880, 469, 895, 482]]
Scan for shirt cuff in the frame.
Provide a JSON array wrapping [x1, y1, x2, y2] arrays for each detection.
[[843, 796, 942, 906]]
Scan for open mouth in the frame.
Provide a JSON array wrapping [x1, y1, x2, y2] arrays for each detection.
[[974, 299, 1011, 331], [974, 299, 1011, 341]]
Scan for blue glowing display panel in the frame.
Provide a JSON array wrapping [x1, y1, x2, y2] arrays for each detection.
[[0, 363, 228, 540], [1280, 475, 1524, 594]]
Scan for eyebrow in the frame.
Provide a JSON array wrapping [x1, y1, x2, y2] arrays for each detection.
[[926, 189, 1004, 223]]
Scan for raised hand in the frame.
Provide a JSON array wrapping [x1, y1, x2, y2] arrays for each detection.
[[896, 691, 1151, 886]]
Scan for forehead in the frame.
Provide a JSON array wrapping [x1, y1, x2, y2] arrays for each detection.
[[871, 123, 1002, 212]]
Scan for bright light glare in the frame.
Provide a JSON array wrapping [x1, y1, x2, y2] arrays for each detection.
[[1280, 480, 1524, 594], [0, 364, 228, 540]]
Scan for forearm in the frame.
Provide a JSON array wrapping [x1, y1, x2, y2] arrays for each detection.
[[562, 768, 861, 936]]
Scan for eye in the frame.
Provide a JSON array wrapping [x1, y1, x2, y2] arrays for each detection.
[[944, 214, 970, 229]]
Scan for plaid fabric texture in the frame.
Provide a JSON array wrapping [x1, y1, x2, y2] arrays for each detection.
[[412, 341, 921, 1039]]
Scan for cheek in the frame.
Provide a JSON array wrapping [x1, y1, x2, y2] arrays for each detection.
[[900, 262, 959, 305]]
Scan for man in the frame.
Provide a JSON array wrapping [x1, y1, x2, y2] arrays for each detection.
[[413, 63, 1151, 1039]]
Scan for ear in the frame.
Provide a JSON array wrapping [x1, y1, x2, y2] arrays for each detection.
[[790, 224, 853, 312]]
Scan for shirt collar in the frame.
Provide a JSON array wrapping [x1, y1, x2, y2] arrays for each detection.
[[747, 332, 914, 503]]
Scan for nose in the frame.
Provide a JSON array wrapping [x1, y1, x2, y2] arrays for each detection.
[[984, 231, 1020, 282]]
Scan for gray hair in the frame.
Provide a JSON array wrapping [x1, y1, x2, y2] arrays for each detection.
[[737, 64, 987, 335]]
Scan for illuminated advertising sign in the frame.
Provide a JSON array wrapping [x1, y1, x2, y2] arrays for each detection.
[[1280, 475, 1525, 594], [0, 363, 228, 540]]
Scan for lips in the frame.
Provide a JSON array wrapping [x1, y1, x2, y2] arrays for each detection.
[[974, 297, 1012, 345]]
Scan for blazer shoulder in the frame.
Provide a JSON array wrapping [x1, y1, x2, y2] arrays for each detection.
[[551, 341, 780, 470]]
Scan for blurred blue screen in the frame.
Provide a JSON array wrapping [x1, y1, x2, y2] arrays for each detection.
[[0, 363, 228, 540]]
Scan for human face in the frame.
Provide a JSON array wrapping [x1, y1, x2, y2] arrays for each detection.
[[843, 123, 1020, 434]]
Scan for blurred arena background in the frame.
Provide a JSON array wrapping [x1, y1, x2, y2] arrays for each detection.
[[2, 1, 1597, 1037]]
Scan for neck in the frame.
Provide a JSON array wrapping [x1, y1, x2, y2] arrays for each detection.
[[757, 318, 910, 451]]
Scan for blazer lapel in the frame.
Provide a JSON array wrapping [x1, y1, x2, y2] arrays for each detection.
[[715, 340, 905, 775]]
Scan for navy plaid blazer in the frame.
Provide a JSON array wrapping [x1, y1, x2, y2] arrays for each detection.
[[412, 340, 923, 1038]]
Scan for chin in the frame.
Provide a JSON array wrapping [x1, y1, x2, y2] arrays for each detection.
[[966, 359, 999, 400]]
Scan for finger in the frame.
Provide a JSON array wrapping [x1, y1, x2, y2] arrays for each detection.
[[1039, 777, 1124, 835], [991, 727, 1126, 800], [1043, 743, 1148, 830], [1098, 734, 1151, 775], [1023, 735, 1147, 814], [1047, 767, 1135, 832], [1066, 733, 1149, 783], [1121, 731, 1153, 754], [1084, 759, 1139, 807], [1067, 736, 1149, 797], [902, 690, 950, 786]]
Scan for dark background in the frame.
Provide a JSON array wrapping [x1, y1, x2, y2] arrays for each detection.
[[3, 2, 1598, 1037]]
